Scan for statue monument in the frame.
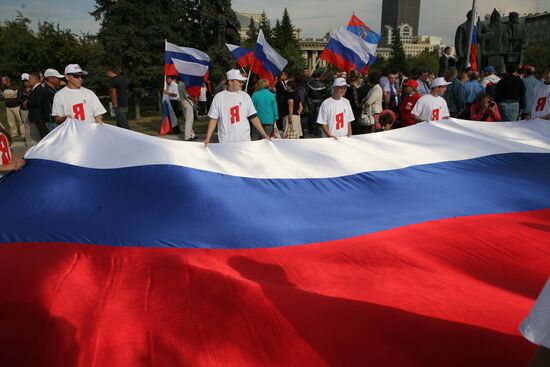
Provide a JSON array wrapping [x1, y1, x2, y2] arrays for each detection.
[[483, 9, 507, 74], [455, 11, 493, 71], [505, 12, 528, 66]]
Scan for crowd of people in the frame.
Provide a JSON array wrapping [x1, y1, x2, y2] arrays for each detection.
[[1, 58, 550, 173]]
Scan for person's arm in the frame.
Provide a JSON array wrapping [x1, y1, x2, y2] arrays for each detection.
[[297, 101, 303, 115], [287, 98, 294, 117], [491, 103, 501, 121], [203, 118, 218, 147], [94, 114, 104, 124], [272, 95, 279, 123], [111, 87, 117, 108], [0, 152, 25, 172], [413, 114, 425, 123], [319, 123, 335, 139], [347, 120, 352, 137], [54, 115, 71, 123], [250, 116, 270, 140]]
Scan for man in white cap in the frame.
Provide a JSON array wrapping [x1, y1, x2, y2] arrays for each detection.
[[204, 69, 270, 146], [412, 77, 451, 122], [43, 68, 64, 131], [316, 77, 354, 138], [51, 64, 106, 124], [18, 73, 32, 145]]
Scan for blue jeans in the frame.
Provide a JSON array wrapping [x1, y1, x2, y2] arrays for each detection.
[[114, 107, 130, 129], [497, 101, 520, 122]]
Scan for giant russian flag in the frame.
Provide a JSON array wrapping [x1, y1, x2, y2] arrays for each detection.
[[1, 119, 550, 366], [320, 27, 374, 74], [347, 14, 380, 68], [251, 30, 288, 87], [164, 41, 210, 98]]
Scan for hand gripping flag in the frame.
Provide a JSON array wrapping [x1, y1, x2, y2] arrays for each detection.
[[1, 119, 550, 366], [159, 94, 178, 135], [226, 44, 256, 69], [165, 41, 210, 98], [320, 27, 373, 74], [347, 14, 380, 69], [251, 30, 288, 87]]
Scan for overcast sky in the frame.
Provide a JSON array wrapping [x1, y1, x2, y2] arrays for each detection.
[[1, 0, 548, 45]]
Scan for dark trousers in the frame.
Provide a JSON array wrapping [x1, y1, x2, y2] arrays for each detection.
[[114, 107, 130, 129]]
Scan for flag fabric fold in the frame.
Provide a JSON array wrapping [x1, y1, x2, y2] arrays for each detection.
[[347, 14, 380, 68], [164, 40, 210, 98], [226, 43, 255, 69], [159, 94, 178, 135], [320, 27, 373, 74], [1, 119, 550, 366], [251, 30, 288, 86]]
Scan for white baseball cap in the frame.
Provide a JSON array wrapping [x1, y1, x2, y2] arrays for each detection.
[[431, 77, 452, 88], [44, 68, 64, 78], [226, 69, 247, 81], [332, 77, 350, 88], [64, 64, 88, 75], [21, 73, 29, 81]]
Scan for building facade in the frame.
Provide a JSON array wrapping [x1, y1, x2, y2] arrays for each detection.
[[381, 0, 421, 37], [379, 24, 445, 57]]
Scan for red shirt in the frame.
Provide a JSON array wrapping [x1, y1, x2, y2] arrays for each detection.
[[469, 103, 501, 122], [400, 93, 420, 126]]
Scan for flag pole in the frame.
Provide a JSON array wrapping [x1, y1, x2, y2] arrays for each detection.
[[164, 39, 168, 90], [245, 68, 253, 91], [311, 56, 322, 73], [464, 0, 477, 69]]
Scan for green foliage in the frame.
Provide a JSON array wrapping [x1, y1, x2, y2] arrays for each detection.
[[243, 17, 258, 50], [258, 11, 272, 42], [270, 8, 304, 77], [0, 14, 107, 94], [387, 32, 408, 73], [524, 43, 550, 72], [407, 48, 439, 75]]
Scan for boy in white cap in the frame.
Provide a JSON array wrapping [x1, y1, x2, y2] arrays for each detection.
[[316, 77, 354, 138], [204, 69, 270, 146], [412, 77, 451, 122], [51, 64, 106, 124]]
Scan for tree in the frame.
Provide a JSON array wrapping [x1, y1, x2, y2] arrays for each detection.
[[407, 48, 439, 75], [387, 32, 408, 73], [271, 8, 304, 77], [258, 11, 272, 42], [243, 17, 258, 51], [524, 43, 550, 72], [197, 0, 240, 83]]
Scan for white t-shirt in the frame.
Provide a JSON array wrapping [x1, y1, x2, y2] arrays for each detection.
[[199, 86, 207, 102], [168, 81, 179, 101], [51, 86, 107, 123], [530, 83, 550, 119], [316, 97, 355, 137], [411, 94, 450, 122], [520, 278, 550, 349], [208, 90, 257, 143]]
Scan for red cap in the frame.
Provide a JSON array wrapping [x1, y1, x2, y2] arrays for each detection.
[[402, 79, 419, 89]]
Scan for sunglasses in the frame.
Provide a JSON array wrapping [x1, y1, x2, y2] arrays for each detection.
[[69, 74, 85, 79]]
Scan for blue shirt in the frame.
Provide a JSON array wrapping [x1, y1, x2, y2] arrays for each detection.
[[251, 88, 279, 125], [464, 80, 484, 104], [523, 76, 542, 114]]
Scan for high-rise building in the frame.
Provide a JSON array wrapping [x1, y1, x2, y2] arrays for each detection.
[[381, 0, 421, 37]]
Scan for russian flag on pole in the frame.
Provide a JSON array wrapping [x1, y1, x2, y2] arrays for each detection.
[[164, 41, 210, 98], [251, 30, 288, 86], [1, 119, 550, 365], [159, 94, 178, 135], [469, 24, 478, 71], [347, 14, 380, 68], [320, 27, 373, 74], [226, 44, 255, 69]]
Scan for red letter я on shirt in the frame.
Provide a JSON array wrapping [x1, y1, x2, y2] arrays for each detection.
[[73, 103, 85, 121], [431, 108, 440, 121], [229, 105, 240, 124], [335, 112, 344, 130], [536, 97, 547, 112]]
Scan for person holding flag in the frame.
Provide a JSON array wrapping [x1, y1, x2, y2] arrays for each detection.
[[204, 70, 270, 146]]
